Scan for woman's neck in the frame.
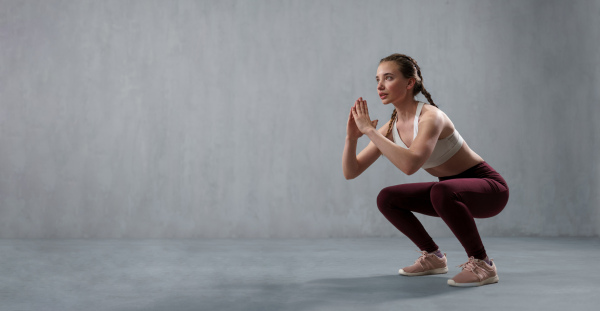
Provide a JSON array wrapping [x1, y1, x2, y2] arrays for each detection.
[[393, 98, 419, 121]]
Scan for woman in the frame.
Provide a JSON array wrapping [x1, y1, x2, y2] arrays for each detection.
[[342, 53, 509, 287]]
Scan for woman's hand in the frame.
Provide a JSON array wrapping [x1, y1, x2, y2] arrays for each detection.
[[347, 105, 363, 140], [351, 97, 378, 135]]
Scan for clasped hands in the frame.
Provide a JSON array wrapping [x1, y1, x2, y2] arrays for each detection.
[[347, 97, 379, 139]]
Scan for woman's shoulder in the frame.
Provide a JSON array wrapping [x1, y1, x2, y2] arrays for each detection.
[[420, 102, 457, 135], [419, 102, 445, 122]]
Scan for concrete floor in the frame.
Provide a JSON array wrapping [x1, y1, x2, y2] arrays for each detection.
[[0, 237, 598, 311]]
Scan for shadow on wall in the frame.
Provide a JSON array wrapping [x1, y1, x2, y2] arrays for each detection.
[[126, 274, 465, 311]]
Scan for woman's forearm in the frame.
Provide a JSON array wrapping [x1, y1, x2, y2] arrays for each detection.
[[342, 136, 360, 179], [365, 128, 419, 175]]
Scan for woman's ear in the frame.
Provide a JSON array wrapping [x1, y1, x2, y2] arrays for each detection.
[[406, 77, 416, 90]]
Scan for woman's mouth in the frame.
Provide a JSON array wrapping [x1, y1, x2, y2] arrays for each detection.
[[379, 93, 388, 99]]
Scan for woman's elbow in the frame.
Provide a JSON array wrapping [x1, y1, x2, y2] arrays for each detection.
[[345, 173, 359, 180], [398, 165, 418, 176], [405, 166, 420, 176], [343, 169, 358, 180], [400, 159, 422, 176]]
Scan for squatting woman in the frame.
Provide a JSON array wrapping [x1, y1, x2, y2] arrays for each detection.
[[342, 53, 509, 287]]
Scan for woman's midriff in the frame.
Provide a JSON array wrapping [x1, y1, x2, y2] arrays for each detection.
[[425, 141, 484, 178]]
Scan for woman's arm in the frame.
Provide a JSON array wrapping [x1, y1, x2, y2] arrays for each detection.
[[352, 99, 443, 175], [342, 99, 388, 179], [343, 128, 393, 180]]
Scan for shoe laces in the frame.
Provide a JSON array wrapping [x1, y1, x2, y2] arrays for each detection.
[[414, 250, 434, 269], [457, 256, 490, 281]]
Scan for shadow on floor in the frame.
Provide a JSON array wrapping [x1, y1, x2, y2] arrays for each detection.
[[130, 274, 470, 311]]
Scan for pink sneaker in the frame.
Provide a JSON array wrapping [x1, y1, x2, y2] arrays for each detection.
[[448, 257, 499, 287], [399, 250, 448, 276]]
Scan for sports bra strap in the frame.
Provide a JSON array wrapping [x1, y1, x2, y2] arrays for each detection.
[[413, 102, 425, 139]]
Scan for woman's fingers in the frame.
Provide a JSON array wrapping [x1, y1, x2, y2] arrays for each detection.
[[356, 98, 368, 116], [353, 97, 371, 118], [357, 98, 364, 114], [349, 97, 375, 134]]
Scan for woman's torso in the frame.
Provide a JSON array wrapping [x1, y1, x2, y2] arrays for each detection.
[[392, 102, 484, 178]]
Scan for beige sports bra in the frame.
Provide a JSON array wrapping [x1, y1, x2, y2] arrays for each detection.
[[392, 102, 464, 169]]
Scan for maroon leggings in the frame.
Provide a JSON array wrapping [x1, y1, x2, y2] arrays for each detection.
[[376, 161, 509, 260]]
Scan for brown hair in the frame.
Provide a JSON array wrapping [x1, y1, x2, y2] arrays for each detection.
[[381, 54, 438, 138]]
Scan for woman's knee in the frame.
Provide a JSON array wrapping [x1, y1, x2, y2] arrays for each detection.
[[429, 183, 459, 210], [376, 187, 396, 213], [430, 182, 452, 198]]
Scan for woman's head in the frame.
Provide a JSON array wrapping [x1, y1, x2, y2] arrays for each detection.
[[378, 53, 436, 108], [380, 54, 438, 138]]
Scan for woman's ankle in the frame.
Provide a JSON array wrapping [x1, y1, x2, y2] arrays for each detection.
[[428, 249, 444, 258]]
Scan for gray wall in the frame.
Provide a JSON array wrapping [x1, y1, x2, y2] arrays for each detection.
[[1, 0, 598, 238]]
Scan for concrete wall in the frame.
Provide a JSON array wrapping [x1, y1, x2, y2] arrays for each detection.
[[1, 0, 598, 238]]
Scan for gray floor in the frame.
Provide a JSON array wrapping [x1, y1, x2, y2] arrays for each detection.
[[1, 237, 598, 311]]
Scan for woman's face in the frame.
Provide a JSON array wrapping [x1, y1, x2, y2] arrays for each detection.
[[376, 61, 413, 105]]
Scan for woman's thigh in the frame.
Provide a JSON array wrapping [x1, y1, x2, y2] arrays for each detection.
[[377, 182, 439, 217], [431, 178, 509, 218]]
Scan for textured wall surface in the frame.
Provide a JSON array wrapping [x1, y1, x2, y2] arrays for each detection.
[[1, 0, 599, 238]]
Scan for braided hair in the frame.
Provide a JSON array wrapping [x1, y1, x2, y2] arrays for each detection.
[[381, 54, 438, 138]]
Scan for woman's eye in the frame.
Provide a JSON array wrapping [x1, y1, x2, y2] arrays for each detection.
[[386, 76, 393, 81]]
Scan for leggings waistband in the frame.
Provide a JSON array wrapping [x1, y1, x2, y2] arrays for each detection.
[[438, 161, 508, 188]]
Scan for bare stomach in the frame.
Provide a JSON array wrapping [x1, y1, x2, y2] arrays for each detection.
[[424, 141, 484, 178]]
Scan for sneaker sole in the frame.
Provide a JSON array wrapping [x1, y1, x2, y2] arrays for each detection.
[[447, 275, 499, 287], [399, 267, 448, 276]]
